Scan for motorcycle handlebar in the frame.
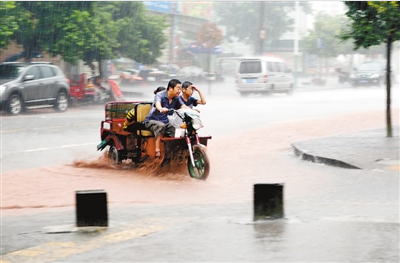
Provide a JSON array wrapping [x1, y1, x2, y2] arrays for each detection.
[[168, 109, 188, 121]]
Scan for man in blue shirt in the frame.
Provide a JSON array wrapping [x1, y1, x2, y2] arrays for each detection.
[[144, 79, 188, 157]]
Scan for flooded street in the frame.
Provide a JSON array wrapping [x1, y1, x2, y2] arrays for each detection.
[[2, 102, 398, 212], [2, 85, 399, 262], [1, 1, 400, 260]]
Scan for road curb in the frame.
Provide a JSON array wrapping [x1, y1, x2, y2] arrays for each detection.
[[291, 144, 361, 169]]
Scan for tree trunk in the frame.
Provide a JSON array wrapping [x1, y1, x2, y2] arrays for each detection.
[[97, 59, 103, 79], [88, 62, 95, 77], [207, 49, 211, 73], [24, 46, 32, 63], [386, 33, 392, 137]]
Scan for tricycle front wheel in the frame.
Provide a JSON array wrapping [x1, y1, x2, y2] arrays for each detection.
[[188, 144, 210, 180]]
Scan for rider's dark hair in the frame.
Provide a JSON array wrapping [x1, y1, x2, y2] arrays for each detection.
[[154, 86, 166, 94], [167, 79, 182, 90], [182, 81, 193, 90]]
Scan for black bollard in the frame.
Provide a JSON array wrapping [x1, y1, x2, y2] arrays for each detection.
[[76, 189, 108, 227], [253, 184, 284, 220]]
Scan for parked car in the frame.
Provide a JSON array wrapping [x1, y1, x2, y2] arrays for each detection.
[[235, 57, 293, 96], [158, 64, 180, 76], [350, 61, 386, 87], [147, 68, 167, 82], [158, 64, 180, 81], [176, 66, 206, 82], [119, 69, 143, 85], [0, 62, 70, 115], [138, 68, 156, 82]]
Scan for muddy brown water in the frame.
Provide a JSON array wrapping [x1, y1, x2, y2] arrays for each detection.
[[2, 109, 398, 215]]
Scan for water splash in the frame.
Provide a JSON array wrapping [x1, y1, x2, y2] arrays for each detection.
[[71, 150, 190, 181]]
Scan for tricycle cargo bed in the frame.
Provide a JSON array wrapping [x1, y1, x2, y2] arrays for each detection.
[[101, 101, 154, 138], [105, 101, 152, 120]]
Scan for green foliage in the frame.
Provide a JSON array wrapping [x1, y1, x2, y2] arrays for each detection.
[[213, 1, 311, 45], [340, 1, 400, 50], [340, 1, 400, 138], [302, 13, 352, 58], [0, 1, 18, 49], [303, 10, 386, 59], [2, 1, 168, 67], [9, 1, 95, 62], [104, 1, 168, 65], [50, 3, 119, 67]]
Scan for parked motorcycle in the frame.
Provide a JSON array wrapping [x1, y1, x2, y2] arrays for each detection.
[[335, 68, 350, 84]]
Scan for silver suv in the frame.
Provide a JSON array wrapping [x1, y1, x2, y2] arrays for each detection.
[[0, 62, 70, 115]]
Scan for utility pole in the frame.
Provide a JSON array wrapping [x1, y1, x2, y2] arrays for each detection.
[[294, 1, 299, 89], [170, 2, 179, 64], [258, 1, 265, 56]]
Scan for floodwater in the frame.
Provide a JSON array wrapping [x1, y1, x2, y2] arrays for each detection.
[[72, 152, 188, 180], [2, 109, 397, 214], [2, 108, 399, 262]]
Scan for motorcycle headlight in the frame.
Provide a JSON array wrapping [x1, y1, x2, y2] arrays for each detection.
[[0, 85, 6, 95], [370, 73, 379, 78], [191, 118, 202, 130]]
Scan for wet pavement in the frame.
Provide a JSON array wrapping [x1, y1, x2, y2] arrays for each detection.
[[2, 82, 399, 262], [292, 126, 400, 171], [2, 202, 399, 262], [2, 125, 399, 262]]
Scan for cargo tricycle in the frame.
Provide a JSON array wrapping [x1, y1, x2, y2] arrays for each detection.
[[96, 101, 211, 180]]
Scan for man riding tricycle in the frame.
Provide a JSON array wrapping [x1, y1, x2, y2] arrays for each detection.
[[96, 99, 211, 180]]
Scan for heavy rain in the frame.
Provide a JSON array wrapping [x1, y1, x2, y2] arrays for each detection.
[[1, 1, 399, 262]]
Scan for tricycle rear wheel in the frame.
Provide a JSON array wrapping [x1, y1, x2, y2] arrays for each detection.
[[187, 144, 210, 180], [108, 144, 122, 167]]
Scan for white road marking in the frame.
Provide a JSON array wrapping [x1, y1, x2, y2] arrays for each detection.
[[23, 143, 98, 152], [0, 123, 98, 133]]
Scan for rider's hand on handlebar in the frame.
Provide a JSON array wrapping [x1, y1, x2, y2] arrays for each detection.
[[159, 107, 169, 114]]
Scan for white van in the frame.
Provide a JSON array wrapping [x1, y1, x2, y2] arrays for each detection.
[[235, 57, 294, 96]]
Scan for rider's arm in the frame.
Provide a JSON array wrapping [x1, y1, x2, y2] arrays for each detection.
[[155, 101, 168, 113], [172, 96, 189, 110], [180, 104, 190, 109], [154, 92, 169, 113], [193, 86, 206, 105]]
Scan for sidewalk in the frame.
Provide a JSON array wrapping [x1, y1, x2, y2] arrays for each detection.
[[292, 126, 399, 171]]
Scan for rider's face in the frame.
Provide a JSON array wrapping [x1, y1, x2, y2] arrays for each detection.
[[173, 84, 182, 97], [184, 86, 193, 95]]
